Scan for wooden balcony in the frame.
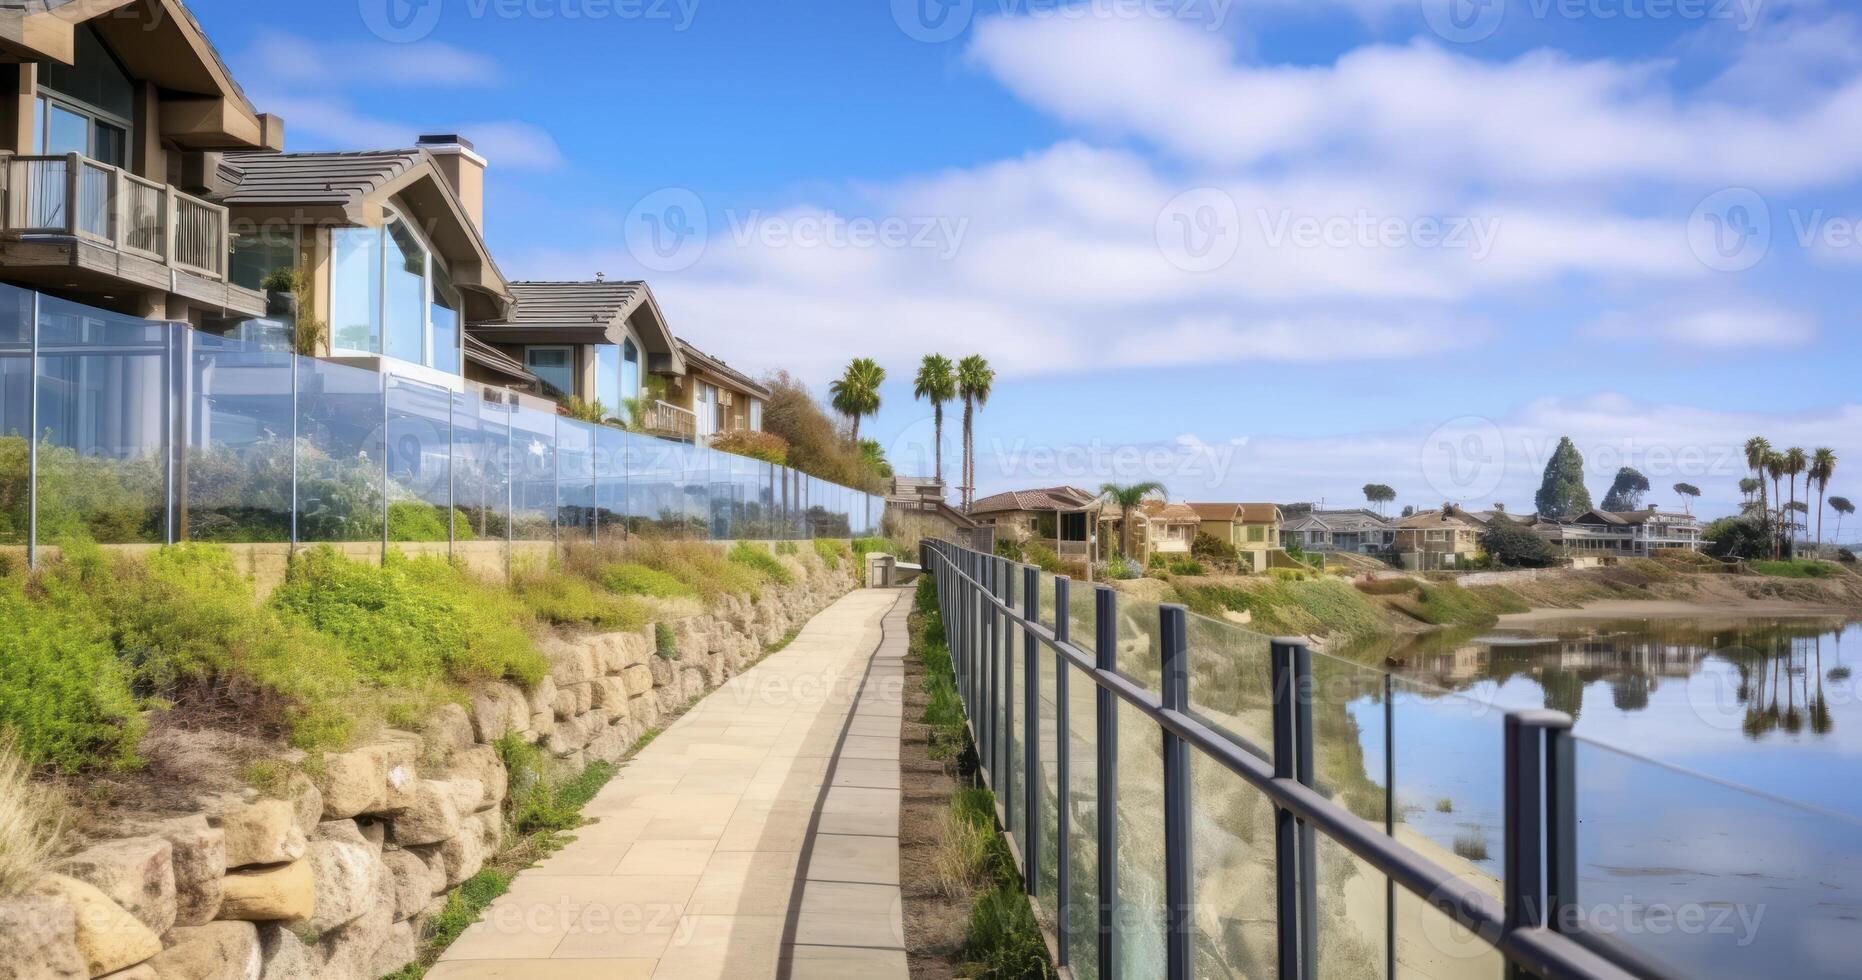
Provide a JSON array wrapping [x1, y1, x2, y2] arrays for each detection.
[[645, 399, 698, 443], [0, 152, 263, 316]]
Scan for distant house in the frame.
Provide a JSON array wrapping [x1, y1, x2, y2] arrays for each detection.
[[1394, 507, 1485, 569], [1139, 500, 1203, 559], [1282, 508, 1396, 555], [1189, 503, 1284, 572], [666, 339, 772, 445], [969, 486, 1103, 563], [1536, 507, 1702, 557]]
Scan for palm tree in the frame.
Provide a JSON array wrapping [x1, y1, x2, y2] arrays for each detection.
[[1831, 496, 1855, 547], [1766, 451, 1787, 558], [1745, 437, 1772, 554], [829, 358, 885, 448], [1101, 482, 1166, 560], [1784, 448, 1809, 554], [913, 355, 956, 487], [1810, 448, 1838, 553], [956, 355, 996, 513]]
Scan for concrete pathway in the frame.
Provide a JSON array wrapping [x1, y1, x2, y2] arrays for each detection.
[[429, 588, 908, 980]]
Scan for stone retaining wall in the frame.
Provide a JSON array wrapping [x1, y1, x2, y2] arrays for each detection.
[[2, 556, 855, 980]]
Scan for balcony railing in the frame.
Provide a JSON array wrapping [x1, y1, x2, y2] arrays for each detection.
[[646, 399, 699, 442], [1, 152, 229, 280]]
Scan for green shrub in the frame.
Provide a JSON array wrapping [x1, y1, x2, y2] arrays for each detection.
[[628, 540, 767, 602], [1409, 582, 1530, 626], [1355, 576, 1420, 596], [0, 568, 140, 773], [599, 563, 698, 600], [1168, 559, 1206, 576], [387, 503, 477, 543], [513, 568, 648, 631], [994, 538, 1025, 562], [814, 538, 849, 569], [655, 623, 678, 660], [854, 537, 912, 560], [1023, 544, 1066, 574], [271, 547, 546, 689], [1751, 560, 1836, 579], [729, 542, 794, 586], [1174, 577, 1385, 639]]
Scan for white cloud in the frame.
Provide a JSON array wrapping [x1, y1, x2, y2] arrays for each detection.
[[242, 32, 501, 87], [1581, 303, 1818, 349], [254, 96, 565, 171], [967, 9, 1862, 189]]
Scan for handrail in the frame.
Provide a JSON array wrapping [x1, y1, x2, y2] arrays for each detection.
[[922, 538, 1664, 980]]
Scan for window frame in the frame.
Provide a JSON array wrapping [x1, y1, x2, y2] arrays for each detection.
[[525, 345, 577, 398], [326, 207, 461, 374]]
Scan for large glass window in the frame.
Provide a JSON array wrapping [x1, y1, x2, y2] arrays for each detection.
[[527, 347, 574, 397], [36, 27, 133, 168], [330, 227, 382, 354], [621, 339, 640, 406], [230, 226, 299, 293], [430, 265, 462, 375], [748, 397, 763, 432], [595, 344, 622, 416], [384, 220, 428, 364]]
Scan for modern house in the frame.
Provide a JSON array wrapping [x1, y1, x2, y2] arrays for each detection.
[[662, 338, 770, 445], [465, 278, 684, 426], [1282, 508, 1397, 556], [1534, 507, 1703, 557], [1189, 502, 1284, 572], [969, 485, 1103, 563], [0, 0, 283, 322], [1393, 507, 1486, 569], [207, 140, 515, 392]]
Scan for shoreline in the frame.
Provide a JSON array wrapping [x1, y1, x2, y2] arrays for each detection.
[[1498, 597, 1862, 626]]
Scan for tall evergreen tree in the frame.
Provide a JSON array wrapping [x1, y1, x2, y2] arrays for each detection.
[[1535, 437, 1593, 520]]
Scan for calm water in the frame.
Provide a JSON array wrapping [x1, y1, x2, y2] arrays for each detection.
[[1340, 618, 1862, 976]]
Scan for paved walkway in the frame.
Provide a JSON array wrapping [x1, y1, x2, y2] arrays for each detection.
[[430, 588, 909, 980]]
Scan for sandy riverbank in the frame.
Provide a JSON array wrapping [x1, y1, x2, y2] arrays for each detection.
[[1499, 597, 1862, 626]]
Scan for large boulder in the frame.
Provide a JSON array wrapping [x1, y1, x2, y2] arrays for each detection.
[[312, 874, 393, 980], [422, 703, 476, 756], [146, 922, 260, 980], [623, 664, 655, 696], [305, 837, 380, 934], [369, 920, 418, 978], [435, 820, 485, 889], [615, 630, 652, 669], [253, 924, 314, 980], [35, 874, 162, 977], [369, 739, 422, 815], [316, 750, 384, 821], [214, 801, 306, 870], [0, 894, 86, 980], [446, 745, 507, 813], [378, 850, 442, 923], [134, 816, 223, 928], [469, 683, 530, 743], [217, 861, 313, 923], [57, 836, 177, 936], [284, 774, 323, 841], [524, 676, 559, 724], [386, 780, 461, 847], [546, 640, 598, 687]]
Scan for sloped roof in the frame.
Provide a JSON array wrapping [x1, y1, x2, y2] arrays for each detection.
[[677, 339, 771, 399], [1140, 500, 1201, 523], [215, 150, 422, 208], [1188, 503, 1280, 524], [970, 486, 1100, 515], [469, 280, 683, 373], [1396, 509, 1482, 530], [463, 334, 536, 385]]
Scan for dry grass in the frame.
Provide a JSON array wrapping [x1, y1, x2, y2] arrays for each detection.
[[0, 732, 62, 898], [929, 788, 996, 900]]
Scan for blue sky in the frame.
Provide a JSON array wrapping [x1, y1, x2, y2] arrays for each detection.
[[194, 0, 1862, 527]]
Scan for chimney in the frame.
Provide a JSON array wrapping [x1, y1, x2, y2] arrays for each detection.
[[417, 134, 486, 234]]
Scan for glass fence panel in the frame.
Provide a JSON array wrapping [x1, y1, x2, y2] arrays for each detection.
[[450, 390, 510, 562], [294, 356, 383, 545], [1309, 652, 1392, 978], [1190, 744, 1278, 980], [1572, 737, 1862, 978], [383, 376, 453, 547], [593, 424, 628, 540], [1005, 564, 1024, 849], [1394, 882, 1505, 979], [1385, 677, 1504, 977], [36, 296, 169, 545], [1185, 611, 1275, 754], [0, 287, 30, 546], [556, 417, 596, 545], [1115, 594, 1165, 693], [185, 332, 293, 543], [629, 436, 680, 534], [1065, 657, 1101, 980], [680, 444, 709, 538], [1115, 699, 1169, 976], [508, 404, 557, 547]]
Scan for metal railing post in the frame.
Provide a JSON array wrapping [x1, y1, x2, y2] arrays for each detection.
[[1023, 565, 1040, 895], [1054, 575, 1073, 969], [1272, 639, 1312, 980], [1160, 605, 1193, 980], [1384, 672, 1396, 980], [1547, 723, 1577, 941], [25, 292, 37, 569], [1094, 584, 1120, 979], [1505, 709, 1572, 980], [1000, 556, 1015, 829], [1295, 643, 1317, 979]]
